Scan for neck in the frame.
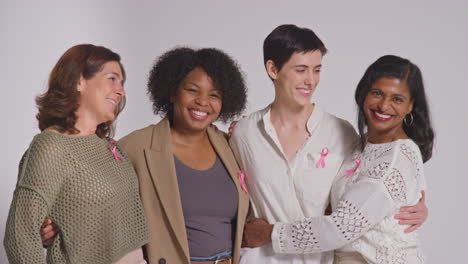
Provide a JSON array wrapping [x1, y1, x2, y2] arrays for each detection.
[[170, 124, 209, 146], [270, 100, 314, 129], [74, 110, 100, 135]]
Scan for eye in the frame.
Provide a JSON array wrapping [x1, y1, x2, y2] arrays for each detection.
[[392, 97, 404, 103], [185, 87, 197, 93], [370, 90, 382, 97]]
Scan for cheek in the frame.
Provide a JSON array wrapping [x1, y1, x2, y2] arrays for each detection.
[[212, 100, 222, 114]]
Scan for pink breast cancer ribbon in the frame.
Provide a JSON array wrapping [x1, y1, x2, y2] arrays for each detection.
[[108, 140, 125, 161], [315, 147, 329, 168], [345, 159, 361, 178], [238, 170, 248, 193]]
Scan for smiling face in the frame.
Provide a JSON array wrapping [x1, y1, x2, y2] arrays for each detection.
[[267, 50, 322, 108], [364, 77, 414, 142], [171, 67, 222, 133], [77, 61, 125, 124]]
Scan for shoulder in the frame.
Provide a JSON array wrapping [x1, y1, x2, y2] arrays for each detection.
[[233, 107, 267, 139], [320, 110, 359, 153], [360, 139, 422, 181], [322, 111, 357, 135], [27, 131, 68, 157], [17, 132, 69, 187], [118, 124, 157, 150]]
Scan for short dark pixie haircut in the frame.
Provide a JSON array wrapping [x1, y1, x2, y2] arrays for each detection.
[[355, 55, 435, 163], [263, 24, 328, 73], [147, 47, 247, 123]]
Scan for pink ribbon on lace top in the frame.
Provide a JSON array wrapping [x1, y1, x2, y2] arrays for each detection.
[[238, 170, 248, 193], [108, 140, 125, 161], [345, 159, 361, 178], [315, 147, 329, 168]]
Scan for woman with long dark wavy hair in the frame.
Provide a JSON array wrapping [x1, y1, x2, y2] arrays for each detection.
[[4, 44, 149, 264]]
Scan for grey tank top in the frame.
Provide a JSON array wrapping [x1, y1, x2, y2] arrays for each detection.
[[174, 155, 238, 258]]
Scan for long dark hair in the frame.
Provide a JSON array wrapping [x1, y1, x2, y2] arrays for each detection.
[[36, 44, 126, 138], [355, 55, 434, 162]]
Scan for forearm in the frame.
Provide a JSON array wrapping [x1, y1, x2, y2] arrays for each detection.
[[271, 182, 394, 254]]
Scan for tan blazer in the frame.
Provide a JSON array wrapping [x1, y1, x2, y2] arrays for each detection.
[[119, 118, 249, 264]]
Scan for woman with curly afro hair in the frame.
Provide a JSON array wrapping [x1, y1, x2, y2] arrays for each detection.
[[119, 47, 249, 264]]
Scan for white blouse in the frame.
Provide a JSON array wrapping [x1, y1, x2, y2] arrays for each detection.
[[272, 139, 426, 264], [230, 105, 358, 264]]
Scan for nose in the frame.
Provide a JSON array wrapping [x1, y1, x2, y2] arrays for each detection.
[[116, 82, 125, 97], [304, 71, 316, 86], [195, 93, 209, 106], [377, 98, 390, 111]]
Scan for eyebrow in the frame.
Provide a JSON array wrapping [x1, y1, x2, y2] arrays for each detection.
[[106, 71, 123, 79], [295, 64, 322, 69]]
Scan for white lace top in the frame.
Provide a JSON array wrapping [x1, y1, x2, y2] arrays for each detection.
[[271, 139, 426, 263]]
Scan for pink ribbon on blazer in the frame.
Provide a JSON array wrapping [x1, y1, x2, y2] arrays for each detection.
[[238, 170, 248, 193]]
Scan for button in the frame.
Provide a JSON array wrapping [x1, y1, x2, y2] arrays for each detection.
[[158, 258, 166, 264]]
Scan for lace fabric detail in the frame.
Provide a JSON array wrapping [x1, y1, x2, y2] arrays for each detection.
[[376, 244, 407, 264], [366, 162, 391, 179], [400, 143, 422, 180], [384, 168, 407, 203], [287, 219, 321, 251], [332, 200, 371, 241]]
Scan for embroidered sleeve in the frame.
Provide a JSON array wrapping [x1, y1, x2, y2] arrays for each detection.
[[271, 141, 422, 254], [271, 179, 394, 253]]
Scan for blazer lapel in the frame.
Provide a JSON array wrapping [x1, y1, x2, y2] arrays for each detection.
[[144, 119, 190, 260]]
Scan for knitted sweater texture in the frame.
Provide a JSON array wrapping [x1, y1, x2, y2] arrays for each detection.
[[4, 131, 149, 264]]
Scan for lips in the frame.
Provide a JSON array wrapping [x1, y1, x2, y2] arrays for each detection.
[[106, 98, 119, 106], [371, 110, 393, 121], [189, 109, 209, 120], [297, 88, 312, 96]]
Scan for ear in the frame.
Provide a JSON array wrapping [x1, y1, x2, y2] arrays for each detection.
[[76, 75, 86, 92], [266, 60, 279, 80]]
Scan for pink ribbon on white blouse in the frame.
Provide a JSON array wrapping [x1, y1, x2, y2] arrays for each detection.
[[315, 147, 329, 168], [108, 140, 125, 161], [238, 170, 248, 193], [345, 159, 361, 178]]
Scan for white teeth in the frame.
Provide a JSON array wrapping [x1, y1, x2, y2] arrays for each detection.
[[375, 111, 391, 119], [191, 110, 207, 116], [298, 89, 311, 94], [107, 99, 117, 105]]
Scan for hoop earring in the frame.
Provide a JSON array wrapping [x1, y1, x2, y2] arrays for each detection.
[[404, 113, 414, 127]]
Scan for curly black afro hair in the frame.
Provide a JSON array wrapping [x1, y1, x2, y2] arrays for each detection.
[[147, 47, 247, 123]]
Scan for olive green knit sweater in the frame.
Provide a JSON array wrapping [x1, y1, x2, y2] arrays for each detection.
[[4, 131, 149, 264]]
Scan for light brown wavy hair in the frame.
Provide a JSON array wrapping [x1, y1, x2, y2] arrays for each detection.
[[36, 44, 126, 138]]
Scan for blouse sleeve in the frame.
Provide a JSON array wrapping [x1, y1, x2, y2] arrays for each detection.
[[4, 135, 67, 264], [271, 141, 421, 254]]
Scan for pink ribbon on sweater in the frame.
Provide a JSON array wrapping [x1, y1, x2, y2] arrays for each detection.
[[315, 147, 329, 168], [108, 140, 125, 161], [345, 159, 361, 178], [238, 170, 248, 193]]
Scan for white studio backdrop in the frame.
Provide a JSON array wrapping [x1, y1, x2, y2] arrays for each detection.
[[1, 1, 466, 263]]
